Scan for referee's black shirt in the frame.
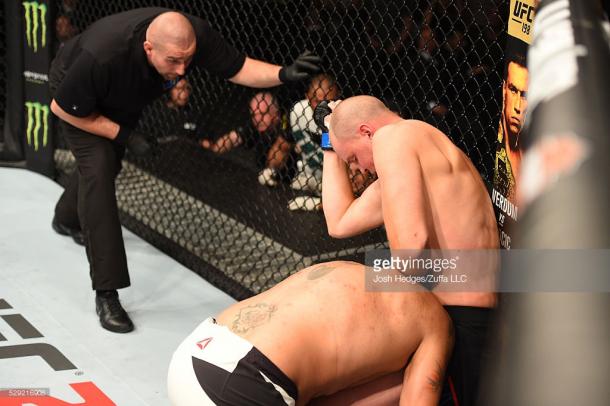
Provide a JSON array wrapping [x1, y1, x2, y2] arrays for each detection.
[[53, 7, 246, 129]]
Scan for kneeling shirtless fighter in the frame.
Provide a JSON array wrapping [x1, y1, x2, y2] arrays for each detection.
[[168, 261, 453, 405], [319, 96, 500, 405]]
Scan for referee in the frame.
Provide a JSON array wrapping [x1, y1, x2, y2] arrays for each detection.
[[49, 8, 320, 333]]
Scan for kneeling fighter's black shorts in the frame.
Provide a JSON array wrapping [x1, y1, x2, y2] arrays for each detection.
[[439, 306, 493, 406]]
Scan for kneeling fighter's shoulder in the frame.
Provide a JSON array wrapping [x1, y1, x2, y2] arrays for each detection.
[[375, 121, 423, 149], [398, 119, 430, 135]]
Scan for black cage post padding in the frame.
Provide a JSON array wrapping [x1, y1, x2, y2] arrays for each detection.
[[0, 2, 6, 146], [48, 0, 507, 298], [481, 1, 610, 404]]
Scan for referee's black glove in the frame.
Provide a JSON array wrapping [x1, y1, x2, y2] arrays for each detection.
[[279, 51, 321, 83], [115, 127, 152, 157]]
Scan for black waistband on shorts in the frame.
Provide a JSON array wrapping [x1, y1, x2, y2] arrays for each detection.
[[443, 305, 492, 327], [210, 317, 298, 400], [244, 346, 299, 401]]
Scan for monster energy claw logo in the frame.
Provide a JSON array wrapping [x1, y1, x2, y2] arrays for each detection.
[[23, 1, 47, 52], [25, 102, 49, 151]]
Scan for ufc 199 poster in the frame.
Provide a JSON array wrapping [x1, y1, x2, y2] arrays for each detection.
[[492, 0, 538, 249]]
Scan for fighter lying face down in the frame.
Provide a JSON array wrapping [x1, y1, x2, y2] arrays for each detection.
[[168, 261, 453, 405]]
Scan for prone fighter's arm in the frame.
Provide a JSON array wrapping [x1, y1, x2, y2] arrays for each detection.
[[399, 333, 452, 406], [400, 308, 453, 406]]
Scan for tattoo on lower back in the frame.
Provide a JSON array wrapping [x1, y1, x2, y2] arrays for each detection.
[[231, 303, 277, 334], [307, 264, 336, 280]]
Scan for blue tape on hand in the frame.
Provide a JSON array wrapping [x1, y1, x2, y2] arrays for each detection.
[[321, 132, 333, 151]]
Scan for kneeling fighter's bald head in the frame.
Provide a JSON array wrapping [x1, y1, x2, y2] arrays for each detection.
[[144, 12, 196, 80], [330, 95, 389, 141], [329, 96, 394, 173]]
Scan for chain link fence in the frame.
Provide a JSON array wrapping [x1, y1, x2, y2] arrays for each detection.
[[52, 0, 506, 299]]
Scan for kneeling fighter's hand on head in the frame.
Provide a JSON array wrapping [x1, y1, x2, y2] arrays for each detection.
[[115, 127, 152, 157], [279, 50, 321, 83], [314, 100, 338, 151], [313, 100, 332, 133]]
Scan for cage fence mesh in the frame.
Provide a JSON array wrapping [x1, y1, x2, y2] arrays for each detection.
[[52, 0, 506, 299]]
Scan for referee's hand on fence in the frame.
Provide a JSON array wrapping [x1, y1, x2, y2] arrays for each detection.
[[279, 51, 321, 83]]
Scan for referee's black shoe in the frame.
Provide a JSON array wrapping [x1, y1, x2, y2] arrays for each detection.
[[52, 216, 85, 246], [95, 291, 134, 334]]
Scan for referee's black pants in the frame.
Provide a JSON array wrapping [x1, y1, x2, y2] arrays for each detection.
[[54, 119, 130, 291]]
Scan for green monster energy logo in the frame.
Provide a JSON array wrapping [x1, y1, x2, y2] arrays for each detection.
[[25, 102, 49, 151], [22, 1, 47, 52]]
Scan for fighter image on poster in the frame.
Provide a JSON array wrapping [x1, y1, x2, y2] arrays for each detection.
[[494, 50, 529, 202]]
